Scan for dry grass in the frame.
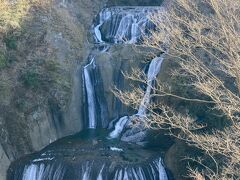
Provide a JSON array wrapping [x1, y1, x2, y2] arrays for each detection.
[[0, 0, 50, 33], [0, 0, 30, 32]]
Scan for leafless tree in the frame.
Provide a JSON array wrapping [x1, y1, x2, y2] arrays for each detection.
[[114, 0, 240, 179]]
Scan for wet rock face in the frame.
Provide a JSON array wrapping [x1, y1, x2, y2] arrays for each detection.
[[94, 45, 150, 120]]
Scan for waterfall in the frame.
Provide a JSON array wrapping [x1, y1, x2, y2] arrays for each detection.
[[21, 163, 66, 180], [82, 162, 92, 180], [94, 8, 112, 42], [9, 6, 170, 180], [108, 116, 129, 138], [94, 7, 163, 43], [93, 6, 165, 138], [94, 24, 104, 43], [13, 154, 168, 180], [111, 157, 168, 180], [109, 54, 164, 139], [155, 159, 168, 180], [22, 164, 43, 180], [83, 58, 97, 129], [83, 55, 109, 129], [96, 165, 105, 180], [85, 6, 162, 130], [129, 18, 139, 44], [138, 55, 164, 115], [114, 14, 133, 43]]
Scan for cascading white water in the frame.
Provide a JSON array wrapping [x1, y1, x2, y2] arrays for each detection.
[[22, 163, 65, 180], [19, 157, 168, 180], [108, 116, 129, 138], [138, 55, 164, 115], [89, 6, 164, 132], [94, 8, 112, 42], [95, 7, 165, 139], [22, 164, 43, 180], [114, 14, 133, 43], [129, 18, 139, 44], [82, 162, 92, 180], [83, 58, 97, 129], [111, 157, 167, 180], [95, 24, 104, 43], [83, 50, 110, 129], [109, 54, 164, 139], [154, 159, 168, 180], [94, 7, 163, 43]]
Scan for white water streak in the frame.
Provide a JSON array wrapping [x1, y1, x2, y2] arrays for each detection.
[[108, 116, 128, 138], [82, 162, 92, 180], [138, 56, 164, 115], [109, 55, 164, 139], [94, 7, 162, 43], [110, 147, 124, 152], [154, 158, 168, 180], [96, 165, 105, 180], [84, 58, 97, 129]]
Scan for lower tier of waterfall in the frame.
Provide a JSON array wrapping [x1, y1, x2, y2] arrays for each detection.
[[8, 130, 170, 180]]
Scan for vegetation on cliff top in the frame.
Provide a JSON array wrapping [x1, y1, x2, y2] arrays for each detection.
[[0, 0, 49, 32], [0, 0, 29, 32]]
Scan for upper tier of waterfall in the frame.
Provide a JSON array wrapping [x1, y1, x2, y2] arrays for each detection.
[[94, 6, 163, 43]]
